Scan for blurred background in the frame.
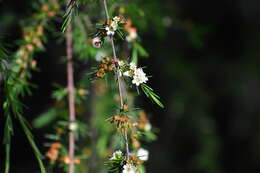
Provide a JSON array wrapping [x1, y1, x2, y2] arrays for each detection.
[[1, 0, 260, 173]]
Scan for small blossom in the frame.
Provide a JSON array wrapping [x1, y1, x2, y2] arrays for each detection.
[[123, 70, 134, 77], [105, 26, 115, 36], [118, 60, 125, 67], [45, 142, 62, 161], [110, 150, 123, 160], [122, 164, 137, 173], [92, 37, 102, 48], [111, 21, 118, 30], [134, 68, 146, 77], [113, 16, 121, 23], [45, 148, 59, 161], [137, 148, 149, 161], [129, 62, 137, 70], [132, 68, 148, 86], [69, 122, 78, 131]]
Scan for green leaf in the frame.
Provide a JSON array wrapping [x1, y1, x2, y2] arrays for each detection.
[[134, 42, 149, 57], [52, 88, 68, 100], [138, 165, 146, 173], [16, 113, 46, 173], [116, 29, 125, 40], [141, 84, 164, 108], [33, 108, 59, 128], [3, 115, 13, 173], [131, 46, 138, 64], [61, 0, 79, 33]]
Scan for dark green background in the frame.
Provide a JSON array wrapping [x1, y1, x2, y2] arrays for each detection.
[[1, 0, 260, 172]]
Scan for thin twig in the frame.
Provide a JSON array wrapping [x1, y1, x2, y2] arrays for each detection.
[[124, 129, 130, 159], [103, 0, 109, 20], [66, 22, 76, 173], [102, 0, 130, 160]]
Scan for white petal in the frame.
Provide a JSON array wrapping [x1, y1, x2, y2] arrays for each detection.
[[130, 62, 137, 70], [137, 148, 149, 161]]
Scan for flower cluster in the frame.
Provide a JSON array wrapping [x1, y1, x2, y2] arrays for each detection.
[[44, 130, 82, 165], [107, 148, 149, 173], [118, 61, 148, 86], [105, 16, 124, 36], [92, 16, 125, 48], [12, 0, 60, 79], [110, 115, 130, 130], [14, 26, 44, 74], [96, 56, 116, 78], [110, 150, 123, 160], [106, 150, 138, 173]]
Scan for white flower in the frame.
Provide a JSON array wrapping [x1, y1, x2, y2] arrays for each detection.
[[111, 21, 118, 30], [137, 148, 149, 161], [132, 68, 148, 86], [118, 60, 125, 67], [123, 70, 134, 77], [113, 16, 121, 23], [132, 76, 143, 86], [69, 122, 78, 131], [129, 62, 137, 70], [110, 150, 123, 160], [92, 37, 102, 48], [105, 26, 115, 36], [122, 164, 137, 173], [134, 68, 145, 77]]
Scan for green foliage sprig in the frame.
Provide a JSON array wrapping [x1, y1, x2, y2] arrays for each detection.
[[62, 0, 79, 33], [1, 1, 60, 172], [141, 83, 164, 108]]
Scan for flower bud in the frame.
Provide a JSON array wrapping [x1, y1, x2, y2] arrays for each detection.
[[92, 37, 102, 48], [69, 122, 78, 131]]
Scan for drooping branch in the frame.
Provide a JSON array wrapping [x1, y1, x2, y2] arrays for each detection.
[[103, 0, 130, 160], [66, 22, 76, 173]]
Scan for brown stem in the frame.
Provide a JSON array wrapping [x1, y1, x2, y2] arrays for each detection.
[[103, 0, 109, 21], [124, 129, 130, 159], [102, 0, 129, 160], [66, 23, 76, 173]]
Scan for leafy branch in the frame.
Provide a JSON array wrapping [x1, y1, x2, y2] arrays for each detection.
[[61, 0, 90, 33], [62, 0, 79, 33], [3, 74, 46, 173], [141, 83, 164, 108], [1, 0, 60, 172]]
